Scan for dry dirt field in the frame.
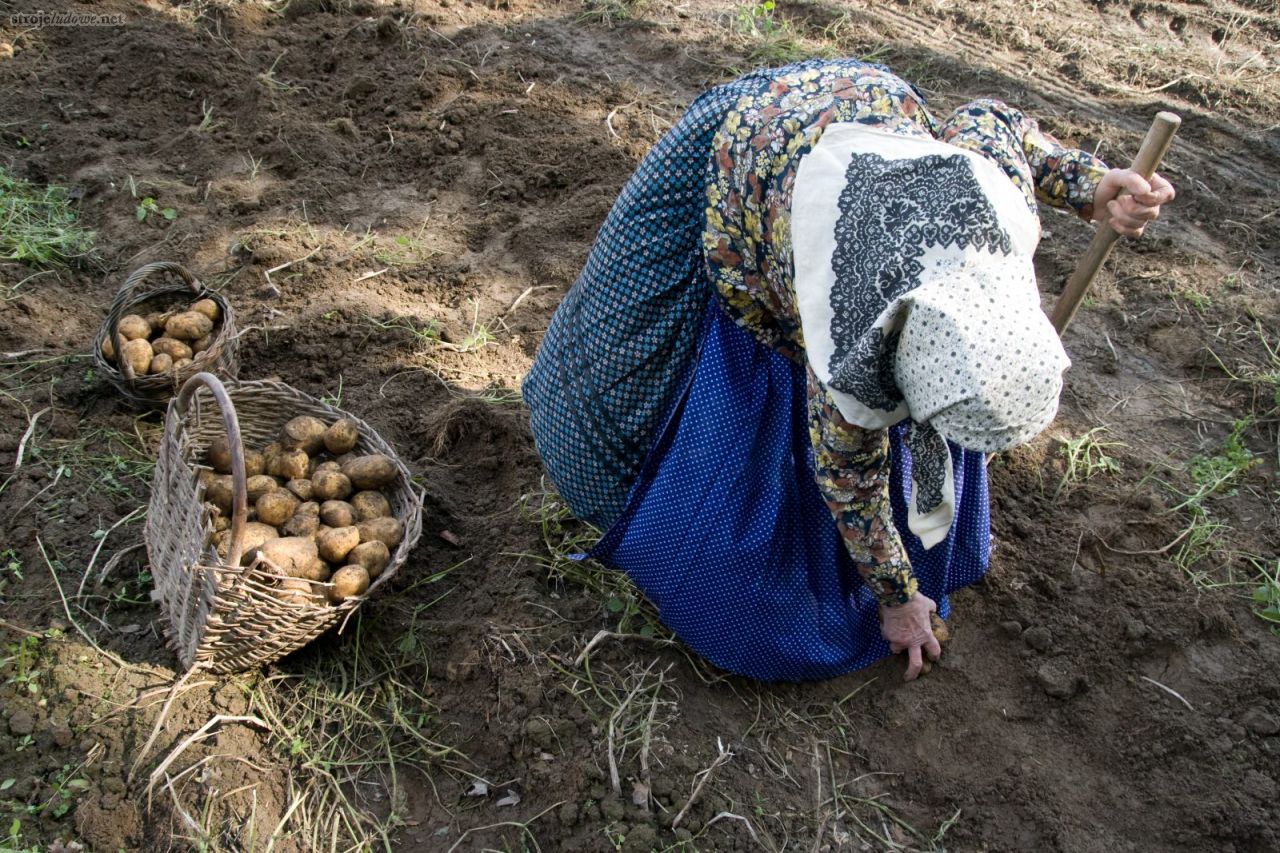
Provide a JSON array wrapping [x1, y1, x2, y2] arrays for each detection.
[[1, 0, 1278, 850]]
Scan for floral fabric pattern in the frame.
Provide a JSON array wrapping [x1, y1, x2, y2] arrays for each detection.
[[702, 63, 1109, 606]]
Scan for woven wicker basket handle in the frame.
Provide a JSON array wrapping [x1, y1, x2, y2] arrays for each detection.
[[114, 262, 203, 383], [174, 372, 249, 567]]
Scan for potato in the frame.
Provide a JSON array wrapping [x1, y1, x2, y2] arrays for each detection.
[[100, 335, 115, 361], [117, 314, 151, 341], [357, 516, 403, 548], [324, 419, 359, 455], [335, 452, 357, 466], [191, 334, 213, 355], [197, 468, 216, 489], [238, 521, 280, 559], [257, 489, 300, 527], [341, 455, 398, 490], [204, 474, 234, 514], [350, 490, 391, 520], [286, 478, 314, 501], [347, 541, 390, 579], [173, 357, 193, 370], [164, 310, 214, 341], [311, 470, 352, 502], [246, 474, 279, 503], [144, 311, 172, 331], [320, 500, 357, 528], [283, 512, 321, 537], [207, 436, 233, 474], [243, 449, 265, 478], [151, 337, 193, 360], [120, 338, 153, 377], [252, 536, 318, 577], [191, 298, 220, 322], [316, 526, 360, 564], [276, 578, 326, 606], [148, 352, 174, 375], [271, 448, 310, 481], [262, 442, 282, 471], [295, 500, 320, 517], [212, 521, 276, 560], [281, 416, 327, 455], [313, 460, 341, 474], [212, 514, 229, 532], [328, 565, 370, 603]]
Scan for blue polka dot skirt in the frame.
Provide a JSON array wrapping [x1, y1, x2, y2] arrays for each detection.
[[590, 300, 991, 681]]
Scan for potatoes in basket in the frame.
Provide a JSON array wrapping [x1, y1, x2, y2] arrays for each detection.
[[200, 414, 406, 607], [106, 295, 225, 378]]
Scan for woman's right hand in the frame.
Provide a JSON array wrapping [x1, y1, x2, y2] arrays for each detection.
[[880, 592, 942, 681]]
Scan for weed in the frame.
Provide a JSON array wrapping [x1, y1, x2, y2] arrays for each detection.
[[320, 372, 345, 408], [197, 98, 221, 133], [1207, 321, 1280, 421], [136, 196, 177, 223], [1251, 559, 1280, 635], [516, 488, 663, 636], [579, 0, 643, 26], [1, 817, 41, 853], [1056, 427, 1125, 495], [240, 152, 264, 180], [364, 314, 442, 345], [1183, 418, 1259, 507], [0, 167, 96, 267], [0, 550, 22, 601], [733, 1, 827, 65]]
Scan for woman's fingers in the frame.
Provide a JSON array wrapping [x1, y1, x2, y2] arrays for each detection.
[[924, 632, 942, 662], [905, 644, 924, 681]]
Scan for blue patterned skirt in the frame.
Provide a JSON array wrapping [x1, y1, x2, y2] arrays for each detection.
[[523, 61, 992, 681]]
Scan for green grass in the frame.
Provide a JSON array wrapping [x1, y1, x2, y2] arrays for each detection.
[[1056, 427, 1125, 495], [579, 0, 644, 26], [0, 167, 95, 267], [1251, 559, 1280, 635], [733, 1, 833, 65]]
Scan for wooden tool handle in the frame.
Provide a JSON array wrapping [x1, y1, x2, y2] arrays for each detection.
[[1050, 111, 1181, 334]]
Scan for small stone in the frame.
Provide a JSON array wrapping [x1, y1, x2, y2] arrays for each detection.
[[1036, 660, 1080, 699], [601, 797, 626, 821], [8, 710, 35, 736], [1242, 770, 1277, 801], [557, 801, 579, 827], [999, 620, 1023, 636], [1239, 707, 1280, 737], [525, 718, 555, 750], [1124, 618, 1148, 641], [622, 823, 658, 852], [1022, 625, 1052, 652], [51, 722, 74, 748], [0, 43, 14, 60]]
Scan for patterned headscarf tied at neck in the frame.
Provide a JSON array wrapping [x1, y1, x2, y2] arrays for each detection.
[[791, 124, 1070, 549]]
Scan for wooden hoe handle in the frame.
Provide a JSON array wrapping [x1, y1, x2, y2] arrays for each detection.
[[1050, 111, 1181, 335]]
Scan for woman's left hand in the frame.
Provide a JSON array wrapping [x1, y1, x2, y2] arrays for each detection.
[[1093, 169, 1176, 238]]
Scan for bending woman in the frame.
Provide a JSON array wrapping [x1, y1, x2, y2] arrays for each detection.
[[523, 59, 1173, 681]]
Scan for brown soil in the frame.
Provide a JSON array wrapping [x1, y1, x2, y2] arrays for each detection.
[[1, 0, 1278, 851]]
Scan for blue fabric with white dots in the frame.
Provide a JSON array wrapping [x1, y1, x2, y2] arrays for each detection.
[[591, 300, 991, 682]]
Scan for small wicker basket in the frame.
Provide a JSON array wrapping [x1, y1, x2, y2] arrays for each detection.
[[93, 262, 239, 408], [147, 373, 424, 673]]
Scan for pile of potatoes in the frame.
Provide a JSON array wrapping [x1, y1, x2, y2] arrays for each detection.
[[102, 298, 222, 378], [198, 415, 404, 607]]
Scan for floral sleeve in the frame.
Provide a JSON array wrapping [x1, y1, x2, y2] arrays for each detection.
[[806, 366, 917, 607], [939, 99, 1111, 222]]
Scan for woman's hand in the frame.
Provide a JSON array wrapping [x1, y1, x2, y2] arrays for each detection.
[[880, 592, 942, 681], [1093, 168, 1176, 238]]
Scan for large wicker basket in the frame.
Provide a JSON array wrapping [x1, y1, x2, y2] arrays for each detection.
[[93, 262, 239, 408], [147, 373, 424, 673]]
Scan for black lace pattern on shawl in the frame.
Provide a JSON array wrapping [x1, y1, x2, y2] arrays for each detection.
[[827, 152, 1012, 411]]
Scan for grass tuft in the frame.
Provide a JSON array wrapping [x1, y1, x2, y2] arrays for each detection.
[[0, 167, 96, 267], [1056, 427, 1125, 495]]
